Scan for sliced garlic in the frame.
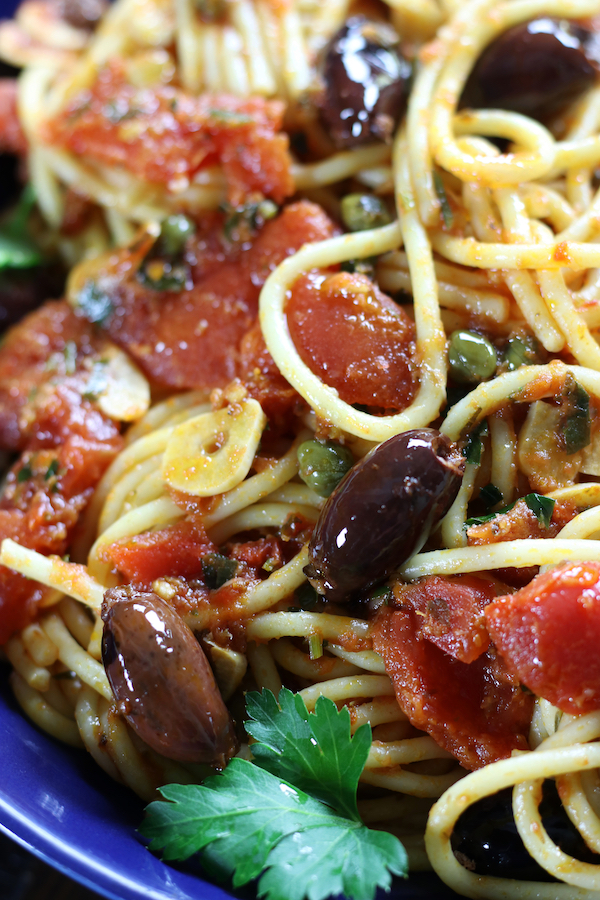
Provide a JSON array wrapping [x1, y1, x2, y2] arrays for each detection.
[[203, 639, 247, 702], [85, 344, 150, 422], [162, 399, 266, 497]]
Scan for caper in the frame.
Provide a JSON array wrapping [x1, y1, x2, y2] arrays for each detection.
[[159, 214, 196, 257], [503, 335, 540, 372], [448, 330, 497, 384], [340, 194, 391, 233], [194, 0, 226, 21], [297, 439, 354, 498]]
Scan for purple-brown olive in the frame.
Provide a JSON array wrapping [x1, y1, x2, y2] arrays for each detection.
[[318, 17, 412, 148], [304, 428, 464, 603], [101, 586, 238, 767], [460, 18, 600, 122]]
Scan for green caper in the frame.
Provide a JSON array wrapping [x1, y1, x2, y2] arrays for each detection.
[[194, 0, 227, 21], [503, 335, 540, 371], [297, 439, 354, 497], [340, 194, 391, 233], [448, 330, 497, 384], [159, 215, 196, 257]]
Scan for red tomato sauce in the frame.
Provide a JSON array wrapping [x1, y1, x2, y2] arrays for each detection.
[[46, 63, 294, 205]]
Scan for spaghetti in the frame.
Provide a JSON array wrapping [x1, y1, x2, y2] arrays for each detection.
[[3, 0, 600, 896]]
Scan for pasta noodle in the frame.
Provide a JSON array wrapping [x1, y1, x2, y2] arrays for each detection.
[[5, 0, 600, 895]]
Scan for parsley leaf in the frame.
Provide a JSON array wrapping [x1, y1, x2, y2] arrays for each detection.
[[524, 493, 554, 529], [463, 420, 488, 465], [140, 690, 408, 900], [0, 184, 42, 270], [465, 492, 554, 529], [246, 689, 370, 821]]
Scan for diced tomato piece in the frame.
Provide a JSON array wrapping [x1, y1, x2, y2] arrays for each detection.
[[485, 560, 600, 715], [47, 63, 293, 204], [227, 535, 285, 574], [286, 271, 417, 410], [239, 323, 299, 420], [467, 498, 577, 547], [0, 79, 26, 155], [0, 300, 119, 450], [100, 519, 217, 584], [0, 435, 122, 644], [103, 201, 336, 391], [391, 574, 498, 664], [372, 606, 532, 770]]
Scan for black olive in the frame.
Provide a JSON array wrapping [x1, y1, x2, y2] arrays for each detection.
[[56, 0, 108, 31], [452, 783, 598, 880], [304, 428, 464, 604], [101, 585, 238, 767], [461, 18, 600, 122], [318, 17, 412, 148]]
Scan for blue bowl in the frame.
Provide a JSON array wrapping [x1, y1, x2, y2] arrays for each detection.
[[0, 668, 459, 899]]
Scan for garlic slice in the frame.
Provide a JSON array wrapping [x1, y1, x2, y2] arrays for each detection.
[[86, 344, 151, 422], [162, 398, 266, 497]]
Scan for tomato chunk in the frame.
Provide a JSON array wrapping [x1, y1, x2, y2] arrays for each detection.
[[485, 560, 600, 715], [47, 63, 293, 204], [391, 574, 498, 664], [0, 79, 26, 155], [0, 435, 121, 644], [0, 299, 120, 451], [100, 201, 336, 391], [100, 519, 217, 584], [286, 271, 417, 410], [373, 606, 532, 770]]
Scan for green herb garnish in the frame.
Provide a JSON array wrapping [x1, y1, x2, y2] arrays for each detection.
[[524, 493, 555, 530], [463, 420, 489, 466], [433, 171, 453, 228], [17, 464, 32, 483], [0, 184, 42, 270], [465, 492, 555, 529], [45, 459, 59, 480], [479, 483, 502, 510], [77, 282, 114, 326], [201, 552, 237, 589], [140, 688, 407, 900], [561, 375, 591, 455]]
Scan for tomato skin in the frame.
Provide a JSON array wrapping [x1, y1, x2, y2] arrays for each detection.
[[0, 79, 26, 155], [485, 560, 600, 715], [286, 271, 417, 411], [391, 574, 497, 664], [373, 606, 532, 770], [102, 201, 336, 391], [100, 520, 217, 584], [48, 64, 293, 204], [0, 435, 122, 644]]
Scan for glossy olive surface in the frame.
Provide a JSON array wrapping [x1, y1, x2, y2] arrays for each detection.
[[304, 428, 464, 603], [461, 18, 600, 121], [318, 17, 412, 148], [101, 586, 238, 766]]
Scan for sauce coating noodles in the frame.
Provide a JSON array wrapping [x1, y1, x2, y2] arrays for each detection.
[[3, 0, 600, 897]]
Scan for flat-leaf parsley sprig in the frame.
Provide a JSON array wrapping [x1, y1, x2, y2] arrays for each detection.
[[140, 688, 408, 900]]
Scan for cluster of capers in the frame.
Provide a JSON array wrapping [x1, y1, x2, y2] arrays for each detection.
[[448, 331, 542, 384]]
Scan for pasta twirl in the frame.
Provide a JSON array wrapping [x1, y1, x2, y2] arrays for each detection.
[[4, 0, 600, 896]]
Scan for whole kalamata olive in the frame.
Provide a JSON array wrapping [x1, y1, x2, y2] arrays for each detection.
[[461, 18, 600, 122], [452, 784, 597, 879], [318, 17, 412, 148], [101, 586, 238, 767], [304, 428, 464, 603]]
